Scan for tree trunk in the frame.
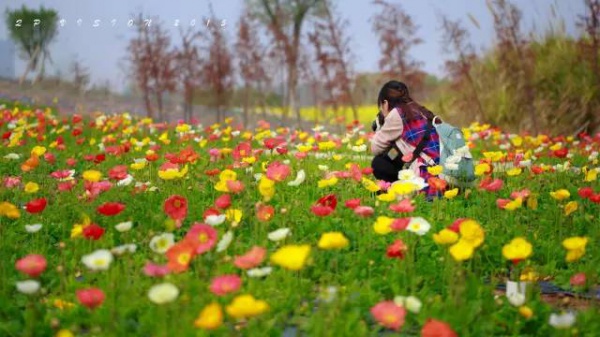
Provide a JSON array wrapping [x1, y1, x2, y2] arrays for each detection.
[[20, 45, 41, 85], [143, 90, 154, 119], [243, 83, 250, 128]]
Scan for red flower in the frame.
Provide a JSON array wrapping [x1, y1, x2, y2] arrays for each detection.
[[578, 187, 594, 199], [496, 198, 511, 209], [264, 137, 284, 150], [163, 195, 188, 221], [389, 199, 416, 213], [479, 177, 503, 192], [448, 218, 467, 233], [209, 274, 242, 296], [531, 166, 544, 175], [76, 288, 105, 310], [15, 254, 47, 278], [570, 272, 586, 287], [94, 153, 106, 164], [184, 223, 218, 254], [311, 194, 337, 217], [421, 319, 458, 337], [370, 301, 406, 331], [553, 148, 568, 158], [234, 246, 266, 269], [203, 207, 221, 220], [108, 165, 128, 181], [66, 158, 77, 167], [205, 168, 221, 176], [276, 146, 288, 155], [344, 199, 361, 209], [226, 180, 245, 194], [311, 205, 335, 217], [354, 206, 374, 217], [427, 177, 448, 192], [390, 218, 411, 231], [97, 202, 125, 216], [82, 224, 105, 240], [386, 239, 407, 259], [266, 161, 291, 182], [25, 198, 47, 214], [215, 194, 231, 209], [591, 193, 600, 204], [256, 204, 275, 222], [166, 240, 196, 273], [58, 181, 76, 192]]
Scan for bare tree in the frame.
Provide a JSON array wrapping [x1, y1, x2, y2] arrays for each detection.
[[70, 58, 90, 94], [249, 0, 324, 125], [201, 7, 234, 123], [578, 0, 600, 134], [440, 16, 485, 122], [371, 0, 424, 93], [176, 26, 204, 122]]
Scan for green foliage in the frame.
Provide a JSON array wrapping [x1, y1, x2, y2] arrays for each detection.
[[4, 5, 58, 64]]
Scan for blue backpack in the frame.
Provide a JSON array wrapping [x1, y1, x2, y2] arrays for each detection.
[[432, 117, 476, 187]]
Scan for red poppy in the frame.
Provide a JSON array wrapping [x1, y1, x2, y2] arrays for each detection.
[[530, 166, 544, 175], [354, 206, 374, 217], [590, 193, 600, 204], [316, 194, 337, 209], [83, 224, 105, 240], [234, 246, 267, 269], [97, 202, 125, 216], [344, 198, 361, 209], [205, 168, 221, 176], [226, 180, 245, 194], [215, 194, 231, 209], [256, 204, 275, 222], [276, 146, 288, 155], [428, 177, 448, 192], [390, 218, 411, 231], [570, 272, 586, 287], [389, 199, 416, 213], [94, 153, 106, 164], [76, 288, 105, 309], [479, 177, 503, 192], [266, 161, 291, 182], [166, 240, 196, 273], [163, 195, 188, 221], [25, 198, 47, 214], [264, 137, 285, 150], [15, 254, 47, 278], [578, 187, 594, 199], [387, 239, 407, 259], [421, 319, 458, 337], [146, 152, 159, 162], [108, 165, 128, 181], [496, 198, 511, 209], [203, 207, 221, 220], [43, 152, 56, 164], [553, 148, 568, 158], [58, 181, 76, 192], [311, 205, 334, 217]]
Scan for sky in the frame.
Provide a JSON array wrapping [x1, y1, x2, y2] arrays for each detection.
[[0, 0, 587, 93]]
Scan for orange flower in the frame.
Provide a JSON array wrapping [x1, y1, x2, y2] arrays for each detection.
[[166, 241, 196, 273], [21, 155, 40, 172]]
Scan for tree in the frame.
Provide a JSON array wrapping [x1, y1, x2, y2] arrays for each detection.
[[201, 6, 234, 123], [440, 15, 485, 122], [248, 0, 324, 125], [308, 0, 357, 122], [578, 0, 600, 134], [127, 14, 178, 120], [371, 0, 424, 93], [235, 8, 269, 127], [70, 58, 90, 94], [175, 26, 204, 122], [5, 5, 58, 85]]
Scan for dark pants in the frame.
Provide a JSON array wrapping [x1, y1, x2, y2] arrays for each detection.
[[371, 155, 401, 183]]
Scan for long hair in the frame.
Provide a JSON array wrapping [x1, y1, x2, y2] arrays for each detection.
[[377, 80, 434, 121]]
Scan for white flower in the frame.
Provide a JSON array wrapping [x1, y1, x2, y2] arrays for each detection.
[[318, 165, 329, 171], [549, 312, 576, 329], [588, 151, 598, 161], [245, 167, 254, 174], [148, 283, 179, 304], [507, 293, 526, 307], [3, 153, 20, 160], [16, 280, 40, 295], [351, 144, 367, 152], [216, 231, 234, 252], [115, 221, 133, 232], [398, 169, 417, 181], [254, 173, 263, 182], [268, 228, 291, 242], [518, 160, 532, 168], [282, 159, 291, 165], [206, 214, 226, 226], [117, 174, 134, 186], [394, 295, 422, 313], [25, 224, 42, 233], [287, 169, 306, 186], [149, 233, 175, 254], [407, 217, 431, 236], [247, 267, 273, 278], [82, 249, 114, 271], [231, 130, 240, 137], [111, 244, 137, 256]]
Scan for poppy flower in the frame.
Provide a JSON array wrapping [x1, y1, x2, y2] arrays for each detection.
[[15, 254, 47, 278], [421, 319, 458, 337], [234, 246, 266, 269], [578, 187, 593, 199], [479, 177, 503, 192], [370, 301, 406, 331], [166, 240, 196, 273], [225, 180, 245, 194], [427, 177, 448, 192], [97, 202, 125, 216], [386, 239, 407, 259], [82, 224, 105, 240], [163, 195, 188, 221], [209, 274, 242, 296], [344, 199, 361, 209], [354, 206, 374, 217], [389, 199, 415, 213], [311, 194, 337, 216], [390, 218, 411, 231], [143, 262, 170, 277], [76, 288, 105, 309], [570, 272, 586, 287], [590, 193, 600, 204], [256, 204, 275, 222], [108, 165, 128, 181], [448, 218, 467, 233], [266, 161, 291, 182], [184, 223, 218, 254], [25, 198, 47, 214], [215, 194, 231, 209]]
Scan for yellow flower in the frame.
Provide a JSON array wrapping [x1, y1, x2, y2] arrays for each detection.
[[194, 302, 223, 330], [459, 220, 484, 248], [377, 192, 396, 202], [318, 176, 338, 188], [297, 144, 312, 153], [564, 201, 578, 216], [427, 165, 443, 176], [506, 168, 522, 176], [31, 145, 46, 157], [433, 229, 459, 245], [270, 244, 311, 271], [214, 180, 230, 192], [504, 198, 523, 211], [389, 181, 418, 196], [55, 329, 74, 337], [444, 188, 459, 199], [449, 239, 475, 261], [483, 151, 504, 162], [584, 168, 598, 182], [158, 165, 188, 180], [0, 201, 21, 219], [258, 176, 275, 201], [130, 160, 147, 170], [474, 163, 491, 176], [519, 306, 533, 319], [225, 209, 243, 224], [373, 216, 394, 235], [175, 123, 190, 133], [53, 299, 76, 310], [562, 237, 588, 262], [71, 215, 91, 239], [219, 169, 237, 182], [361, 177, 380, 192], [24, 182, 39, 194], [332, 154, 342, 161], [242, 156, 256, 164], [317, 141, 336, 151], [82, 170, 103, 182], [317, 232, 349, 250], [502, 237, 533, 261], [519, 267, 539, 282], [225, 295, 269, 319], [550, 189, 570, 201], [526, 194, 538, 210], [511, 136, 523, 147]]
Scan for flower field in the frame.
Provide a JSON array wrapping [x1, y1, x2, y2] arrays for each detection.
[[1, 102, 600, 337]]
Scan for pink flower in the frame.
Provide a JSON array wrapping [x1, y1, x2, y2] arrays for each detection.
[[479, 177, 503, 192], [570, 272, 586, 287], [184, 223, 218, 254], [226, 180, 245, 194], [510, 189, 531, 200], [370, 301, 407, 331], [209, 274, 242, 296], [215, 194, 231, 209], [294, 152, 307, 160], [15, 254, 47, 278], [266, 161, 291, 182], [234, 246, 266, 269], [76, 288, 105, 309], [354, 206, 374, 217], [344, 199, 361, 209], [143, 262, 170, 277], [390, 218, 411, 231], [496, 198, 511, 209], [4, 176, 21, 188], [389, 199, 415, 213], [377, 180, 391, 191]]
